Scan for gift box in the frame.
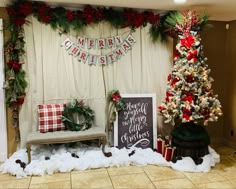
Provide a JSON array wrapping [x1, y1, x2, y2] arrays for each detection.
[[157, 137, 165, 154], [164, 145, 172, 161], [163, 145, 176, 161], [157, 135, 170, 155]]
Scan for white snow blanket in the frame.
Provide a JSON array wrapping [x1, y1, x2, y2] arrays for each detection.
[[0, 143, 220, 178]]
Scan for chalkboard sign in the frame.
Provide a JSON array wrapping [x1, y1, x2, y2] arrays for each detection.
[[114, 94, 157, 149]]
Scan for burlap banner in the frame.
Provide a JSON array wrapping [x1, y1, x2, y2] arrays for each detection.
[[61, 32, 136, 65]]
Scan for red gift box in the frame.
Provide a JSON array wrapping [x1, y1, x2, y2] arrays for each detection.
[[164, 145, 172, 161], [157, 137, 165, 154]]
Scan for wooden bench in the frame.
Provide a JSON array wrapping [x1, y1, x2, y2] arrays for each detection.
[[26, 126, 112, 163]]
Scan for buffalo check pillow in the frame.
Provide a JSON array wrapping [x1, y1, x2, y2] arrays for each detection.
[[38, 104, 66, 133]]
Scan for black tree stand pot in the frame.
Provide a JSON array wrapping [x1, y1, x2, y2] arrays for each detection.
[[171, 121, 210, 165]]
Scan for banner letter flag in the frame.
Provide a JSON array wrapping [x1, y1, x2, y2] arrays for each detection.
[[70, 45, 80, 57], [78, 51, 88, 63], [88, 38, 96, 49], [121, 41, 131, 53], [97, 39, 106, 49], [62, 32, 137, 66], [77, 37, 86, 49], [126, 34, 136, 46], [113, 47, 125, 60], [114, 35, 123, 46], [61, 38, 73, 50], [107, 52, 116, 64], [98, 55, 107, 65], [88, 55, 97, 65], [107, 37, 115, 48]]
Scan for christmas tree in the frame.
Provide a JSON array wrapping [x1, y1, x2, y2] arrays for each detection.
[[158, 11, 222, 126]]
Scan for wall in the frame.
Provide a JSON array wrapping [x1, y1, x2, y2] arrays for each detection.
[[0, 7, 17, 157], [223, 21, 236, 147], [200, 21, 227, 145]]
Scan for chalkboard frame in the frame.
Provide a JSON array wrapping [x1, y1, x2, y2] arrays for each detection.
[[114, 93, 157, 149]]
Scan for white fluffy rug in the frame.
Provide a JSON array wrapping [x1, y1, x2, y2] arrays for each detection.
[[0, 143, 220, 178]]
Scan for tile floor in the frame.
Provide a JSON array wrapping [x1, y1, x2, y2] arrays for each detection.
[[0, 145, 236, 189]]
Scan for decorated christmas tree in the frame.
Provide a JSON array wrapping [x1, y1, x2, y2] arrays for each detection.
[[158, 11, 222, 126]]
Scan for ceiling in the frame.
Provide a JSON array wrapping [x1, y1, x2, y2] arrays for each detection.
[[1, 0, 236, 21]]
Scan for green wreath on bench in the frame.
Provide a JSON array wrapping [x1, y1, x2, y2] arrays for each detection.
[[62, 99, 95, 131]]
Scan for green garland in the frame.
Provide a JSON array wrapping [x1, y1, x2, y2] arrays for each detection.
[[62, 99, 95, 131], [4, 0, 209, 111]]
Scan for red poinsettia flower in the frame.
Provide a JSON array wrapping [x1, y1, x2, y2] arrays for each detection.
[[13, 17, 26, 27], [173, 50, 180, 60], [171, 77, 179, 87], [66, 10, 77, 21], [37, 4, 52, 23], [17, 97, 25, 105], [111, 93, 121, 102], [187, 50, 198, 62], [165, 91, 173, 102], [96, 8, 105, 20], [183, 113, 190, 120], [183, 91, 194, 102], [7, 60, 22, 71], [19, 1, 33, 16], [7, 60, 14, 67], [180, 35, 195, 49], [133, 13, 144, 28], [145, 12, 155, 23], [182, 108, 192, 120], [12, 62, 22, 71], [158, 105, 164, 111], [182, 95, 194, 103], [81, 5, 96, 24]]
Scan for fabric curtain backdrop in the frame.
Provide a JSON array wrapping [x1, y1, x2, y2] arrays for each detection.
[[0, 18, 7, 161], [19, 16, 173, 148]]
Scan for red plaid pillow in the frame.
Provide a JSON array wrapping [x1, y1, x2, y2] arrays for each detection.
[[38, 104, 66, 133]]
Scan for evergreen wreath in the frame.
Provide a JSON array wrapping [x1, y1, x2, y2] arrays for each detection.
[[62, 99, 95, 131]]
